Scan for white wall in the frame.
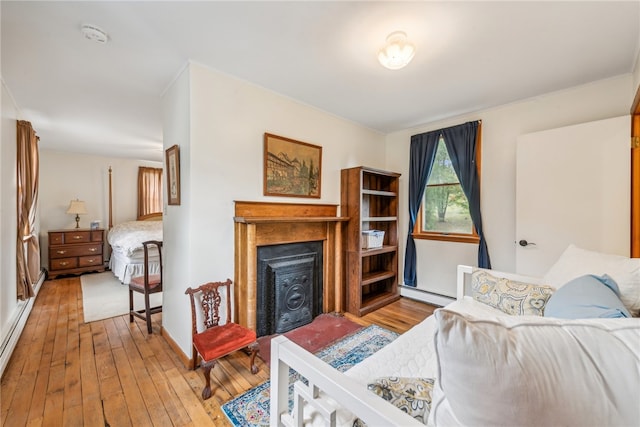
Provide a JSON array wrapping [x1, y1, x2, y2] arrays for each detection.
[[386, 74, 634, 299], [633, 49, 640, 95], [38, 150, 161, 270], [161, 62, 387, 357], [1, 78, 19, 344], [161, 64, 191, 358]]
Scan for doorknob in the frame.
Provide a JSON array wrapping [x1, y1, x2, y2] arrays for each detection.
[[518, 240, 536, 247]]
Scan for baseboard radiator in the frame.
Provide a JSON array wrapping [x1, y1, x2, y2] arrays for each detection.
[[0, 270, 46, 377]]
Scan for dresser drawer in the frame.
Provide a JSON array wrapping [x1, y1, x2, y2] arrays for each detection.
[[79, 255, 102, 267], [50, 243, 102, 259], [50, 232, 64, 245], [64, 231, 91, 244], [50, 257, 78, 270]]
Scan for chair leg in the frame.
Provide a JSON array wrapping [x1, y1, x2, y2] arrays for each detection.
[[129, 289, 134, 323], [248, 342, 259, 374], [200, 360, 217, 400], [144, 292, 152, 334], [192, 346, 198, 371]]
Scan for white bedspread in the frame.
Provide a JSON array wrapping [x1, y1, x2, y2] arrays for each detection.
[[107, 220, 162, 257], [304, 298, 506, 426], [345, 297, 504, 385]]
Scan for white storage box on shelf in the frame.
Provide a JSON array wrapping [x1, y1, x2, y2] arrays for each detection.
[[361, 230, 384, 249]]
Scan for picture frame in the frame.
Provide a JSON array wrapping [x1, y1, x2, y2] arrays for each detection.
[[264, 133, 322, 198], [166, 144, 181, 205]]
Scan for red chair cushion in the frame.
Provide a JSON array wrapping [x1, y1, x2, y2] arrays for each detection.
[[130, 275, 162, 291], [193, 322, 257, 362]]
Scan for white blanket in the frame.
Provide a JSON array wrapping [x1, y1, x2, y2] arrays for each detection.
[[107, 220, 162, 257], [302, 297, 505, 426]]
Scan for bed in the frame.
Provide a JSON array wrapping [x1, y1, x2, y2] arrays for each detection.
[[108, 217, 162, 284], [270, 244, 640, 426], [106, 167, 163, 285]]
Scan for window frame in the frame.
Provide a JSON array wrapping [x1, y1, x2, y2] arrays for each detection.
[[412, 125, 482, 244]]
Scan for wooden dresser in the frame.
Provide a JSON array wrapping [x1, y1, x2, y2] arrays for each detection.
[[48, 229, 105, 279]]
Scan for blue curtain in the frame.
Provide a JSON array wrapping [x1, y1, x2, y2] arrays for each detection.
[[442, 122, 491, 269], [403, 131, 439, 286], [404, 121, 491, 287]]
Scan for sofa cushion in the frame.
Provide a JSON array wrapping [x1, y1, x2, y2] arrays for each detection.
[[543, 244, 640, 316], [471, 270, 554, 316], [429, 309, 640, 427], [544, 274, 631, 319]]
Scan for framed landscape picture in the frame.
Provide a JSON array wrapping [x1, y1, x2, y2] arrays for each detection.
[[264, 133, 322, 198], [166, 144, 181, 205]]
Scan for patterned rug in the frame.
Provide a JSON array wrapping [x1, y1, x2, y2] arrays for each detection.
[[222, 324, 398, 426]]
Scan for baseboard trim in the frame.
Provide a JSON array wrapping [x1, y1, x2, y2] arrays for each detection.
[[0, 270, 46, 378], [161, 326, 192, 369]]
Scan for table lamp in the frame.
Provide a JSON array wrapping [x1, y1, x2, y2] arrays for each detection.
[[66, 199, 87, 228]]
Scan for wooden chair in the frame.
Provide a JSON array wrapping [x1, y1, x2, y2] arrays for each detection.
[[185, 279, 259, 400], [129, 240, 163, 334]]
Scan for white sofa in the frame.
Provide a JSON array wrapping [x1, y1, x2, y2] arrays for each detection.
[[270, 245, 640, 426]]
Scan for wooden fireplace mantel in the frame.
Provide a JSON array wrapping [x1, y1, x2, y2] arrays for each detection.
[[233, 201, 349, 331]]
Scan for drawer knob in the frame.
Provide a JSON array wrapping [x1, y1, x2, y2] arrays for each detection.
[[89, 248, 97, 252], [73, 236, 81, 240], [87, 259, 94, 263], [56, 250, 66, 255], [60, 262, 68, 266]]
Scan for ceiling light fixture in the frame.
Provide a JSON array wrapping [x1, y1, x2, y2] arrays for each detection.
[[377, 31, 415, 70], [81, 24, 109, 44]]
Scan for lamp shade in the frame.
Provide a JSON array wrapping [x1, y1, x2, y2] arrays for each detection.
[[378, 31, 415, 70], [66, 199, 88, 215]]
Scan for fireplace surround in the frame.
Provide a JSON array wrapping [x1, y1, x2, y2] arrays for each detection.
[[234, 201, 348, 332]]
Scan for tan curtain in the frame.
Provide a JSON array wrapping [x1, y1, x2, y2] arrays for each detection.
[[137, 167, 163, 218], [16, 120, 40, 300]]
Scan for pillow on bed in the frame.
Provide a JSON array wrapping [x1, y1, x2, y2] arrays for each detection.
[[543, 244, 640, 316], [471, 270, 554, 316], [429, 309, 640, 427], [353, 377, 434, 426], [544, 274, 631, 319]]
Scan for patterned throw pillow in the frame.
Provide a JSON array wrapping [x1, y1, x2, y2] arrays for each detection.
[[353, 377, 434, 426], [471, 270, 554, 316], [471, 270, 502, 306]]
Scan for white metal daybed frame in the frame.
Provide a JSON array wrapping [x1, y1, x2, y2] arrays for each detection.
[[269, 265, 543, 427]]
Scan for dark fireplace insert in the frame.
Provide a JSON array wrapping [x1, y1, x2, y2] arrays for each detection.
[[256, 241, 323, 337]]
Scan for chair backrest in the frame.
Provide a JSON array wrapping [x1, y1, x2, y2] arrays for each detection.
[[185, 279, 233, 337], [141, 240, 163, 286]]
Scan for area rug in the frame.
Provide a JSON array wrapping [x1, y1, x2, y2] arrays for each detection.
[[222, 324, 398, 426], [256, 313, 363, 366], [80, 271, 162, 322]]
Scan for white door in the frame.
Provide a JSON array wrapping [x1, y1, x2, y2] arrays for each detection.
[[515, 116, 630, 277]]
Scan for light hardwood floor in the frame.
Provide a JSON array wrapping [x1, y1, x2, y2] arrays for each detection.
[[1, 276, 437, 427]]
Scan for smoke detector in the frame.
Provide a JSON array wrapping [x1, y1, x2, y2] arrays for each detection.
[[81, 24, 109, 44]]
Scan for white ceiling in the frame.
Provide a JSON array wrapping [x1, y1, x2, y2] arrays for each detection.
[[2, 1, 639, 162]]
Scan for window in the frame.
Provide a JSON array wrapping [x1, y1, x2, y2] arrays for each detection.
[[413, 136, 480, 243], [137, 167, 163, 219]]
